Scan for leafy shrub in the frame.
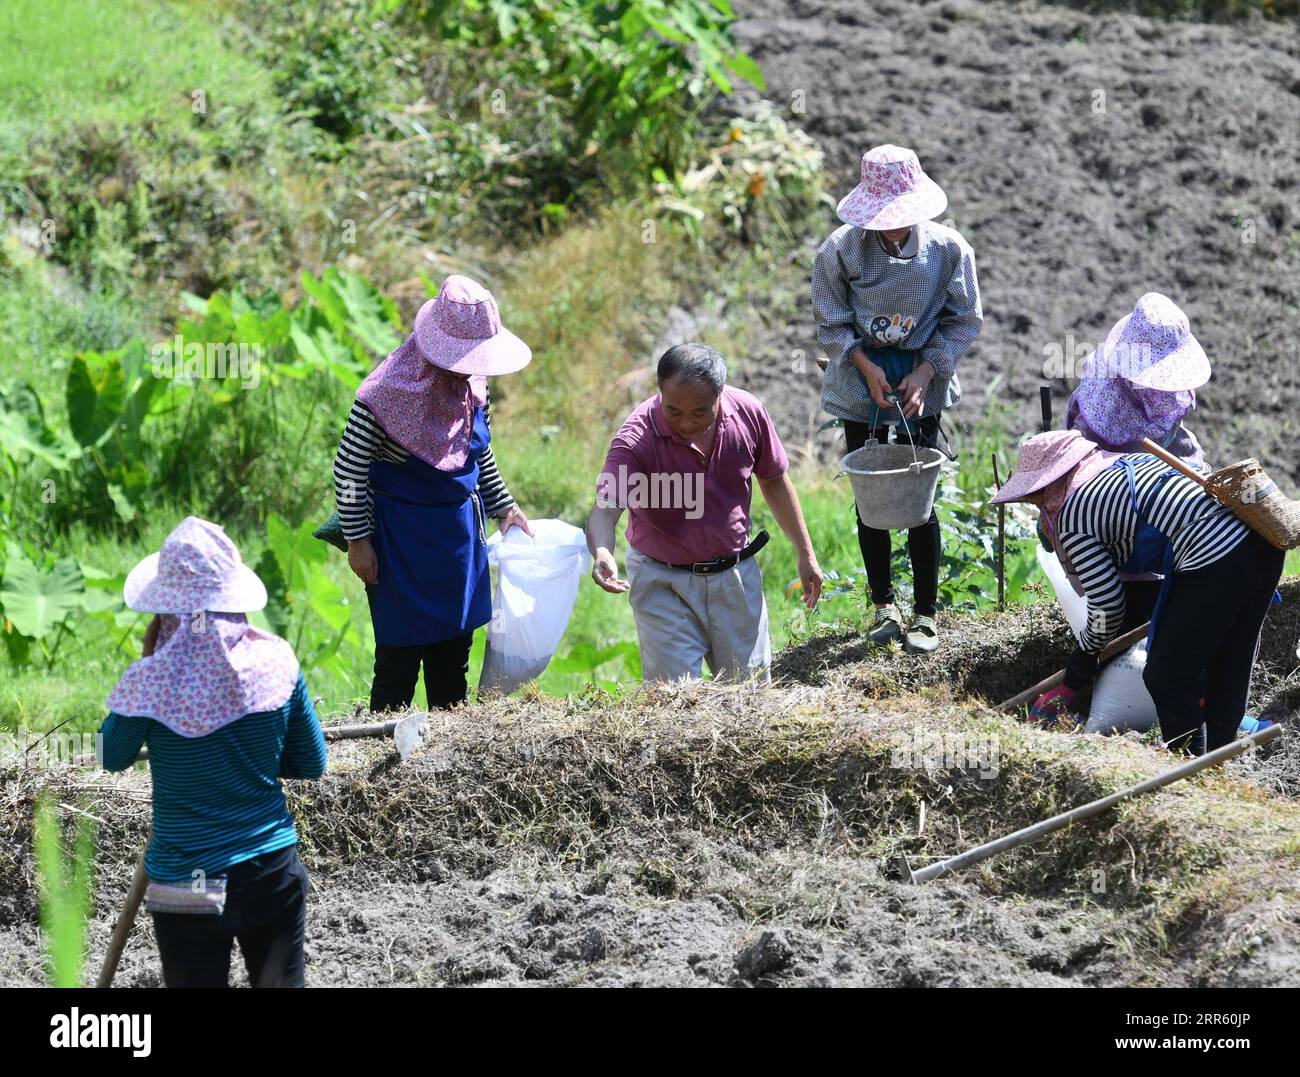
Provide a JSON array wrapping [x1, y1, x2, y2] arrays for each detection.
[[662, 102, 828, 247], [18, 122, 308, 296], [0, 268, 401, 679], [252, 0, 401, 143], [0, 269, 396, 535], [369, 0, 765, 234]]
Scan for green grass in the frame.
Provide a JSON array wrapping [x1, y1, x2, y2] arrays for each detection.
[[0, 0, 270, 138]]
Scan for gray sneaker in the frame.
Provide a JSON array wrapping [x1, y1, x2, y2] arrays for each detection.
[[867, 604, 904, 646], [904, 614, 939, 654]]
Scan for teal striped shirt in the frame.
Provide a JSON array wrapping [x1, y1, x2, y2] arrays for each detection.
[[99, 672, 326, 883]]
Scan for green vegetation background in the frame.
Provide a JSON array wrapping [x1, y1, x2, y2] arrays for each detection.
[[2, 0, 1292, 737]]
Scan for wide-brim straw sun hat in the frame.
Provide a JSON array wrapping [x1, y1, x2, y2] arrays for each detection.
[[412, 274, 532, 377], [836, 144, 948, 231], [123, 516, 268, 614]]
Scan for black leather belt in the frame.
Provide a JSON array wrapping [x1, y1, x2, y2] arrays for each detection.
[[653, 530, 770, 575]]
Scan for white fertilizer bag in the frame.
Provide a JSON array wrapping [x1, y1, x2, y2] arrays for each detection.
[[479, 519, 591, 696], [1085, 640, 1158, 735], [1036, 546, 1158, 735]]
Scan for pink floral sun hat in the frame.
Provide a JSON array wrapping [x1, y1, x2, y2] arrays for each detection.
[[124, 516, 268, 614], [412, 274, 531, 376], [836, 145, 948, 230], [106, 612, 299, 737], [991, 430, 1120, 506], [1088, 292, 1210, 392]]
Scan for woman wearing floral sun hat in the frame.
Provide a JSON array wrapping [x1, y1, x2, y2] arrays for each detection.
[[1030, 293, 1215, 723], [812, 144, 982, 655], [332, 275, 532, 713], [1067, 292, 1211, 470], [99, 516, 327, 987], [992, 431, 1283, 756]]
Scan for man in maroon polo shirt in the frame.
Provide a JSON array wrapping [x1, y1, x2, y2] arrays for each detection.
[[586, 343, 823, 683]]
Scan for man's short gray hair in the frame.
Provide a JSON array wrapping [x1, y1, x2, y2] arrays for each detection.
[[656, 343, 727, 394]]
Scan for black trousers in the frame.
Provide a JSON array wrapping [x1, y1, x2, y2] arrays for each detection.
[[1142, 531, 1284, 755], [152, 843, 308, 988], [844, 417, 941, 616], [370, 632, 473, 712]]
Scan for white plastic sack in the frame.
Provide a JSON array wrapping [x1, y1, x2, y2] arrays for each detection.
[[1085, 640, 1158, 735], [479, 519, 591, 695], [1037, 546, 1157, 735], [1036, 545, 1086, 643]]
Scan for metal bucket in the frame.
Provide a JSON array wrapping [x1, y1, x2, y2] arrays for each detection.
[[842, 443, 945, 530]]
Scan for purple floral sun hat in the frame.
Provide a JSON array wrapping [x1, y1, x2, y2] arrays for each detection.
[[1089, 292, 1210, 392], [123, 516, 268, 614], [412, 274, 531, 376], [836, 145, 948, 231]]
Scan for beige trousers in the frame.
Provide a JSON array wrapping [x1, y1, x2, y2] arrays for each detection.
[[626, 547, 771, 684]]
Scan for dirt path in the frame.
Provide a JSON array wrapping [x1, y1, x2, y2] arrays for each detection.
[[726, 0, 1300, 485]]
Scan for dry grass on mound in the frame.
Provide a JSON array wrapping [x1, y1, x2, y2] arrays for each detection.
[[3, 666, 1297, 979]]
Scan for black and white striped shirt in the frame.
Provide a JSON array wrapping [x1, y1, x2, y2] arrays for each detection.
[[1057, 455, 1249, 654], [333, 397, 515, 541]]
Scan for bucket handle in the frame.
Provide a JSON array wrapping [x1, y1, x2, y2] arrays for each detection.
[[890, 394, 922, 472]]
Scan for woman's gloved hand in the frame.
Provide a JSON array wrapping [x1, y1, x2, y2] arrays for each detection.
[[1064, 646, 1098, 690], [1029, 684, 1079, 725]]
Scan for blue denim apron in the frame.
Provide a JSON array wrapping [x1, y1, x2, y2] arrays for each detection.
[[1115, 457, 1180, 650], [864, 346, 915, 427], [365, 407, 491, 647]]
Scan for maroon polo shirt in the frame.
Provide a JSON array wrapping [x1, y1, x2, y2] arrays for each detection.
[[596, 386, 789, 563]]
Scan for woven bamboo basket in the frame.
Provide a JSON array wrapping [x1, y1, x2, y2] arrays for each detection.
[[1141, 440, 1300, 551]]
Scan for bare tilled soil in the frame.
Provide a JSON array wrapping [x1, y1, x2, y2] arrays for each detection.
[[3, 591, 1298, 988], [724, 0, 1300, 486]]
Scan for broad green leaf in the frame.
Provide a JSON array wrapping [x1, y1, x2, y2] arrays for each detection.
[[0, 547, 84, 639], [306, 572, 351, 632], [334, 271, 402, 357], [66, 353, 126, 448], [300, 271, 349, 330], [180, 292, 209, 316], [0, 408, 70, 469]]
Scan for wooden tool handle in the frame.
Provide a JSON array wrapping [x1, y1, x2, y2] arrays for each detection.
[[997, 622, 1151, 712], [1139, 438, 1210, 489], [96, 848, 149, 988]]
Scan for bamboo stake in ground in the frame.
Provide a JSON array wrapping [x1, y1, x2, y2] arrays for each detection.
[[997, 623, 1150, 712], [897, 724, 1282, 885], [992, 452, 1006, 609]]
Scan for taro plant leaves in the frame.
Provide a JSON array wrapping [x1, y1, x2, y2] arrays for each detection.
[[0, 383, 73, 471], [256, 512, 361, 675], [0, 544, 85, 640], [297, 267, 400, 375], [66, 341, 158, 450]]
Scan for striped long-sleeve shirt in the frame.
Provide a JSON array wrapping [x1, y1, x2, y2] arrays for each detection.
[[98, 672, 326, 883], [1056, 456, 1250, 654], [333, 397, 515, 541], [812, 220, 982, 423]]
